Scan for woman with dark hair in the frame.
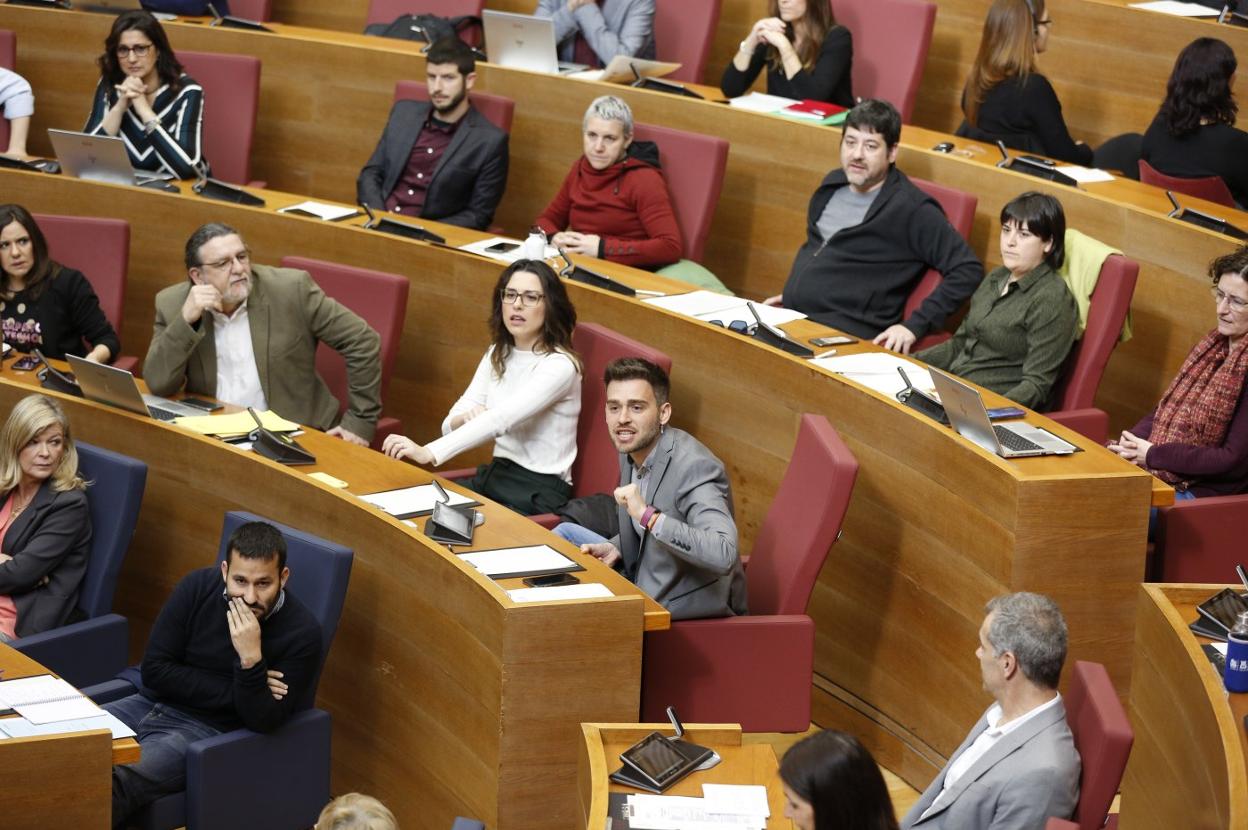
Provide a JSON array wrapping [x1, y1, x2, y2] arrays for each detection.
[[957, 0, 1092, 165], [1141, 37, 1248, 206], [720, 0, 852, 106], [780, 730, 898, 830], [382, 260, 583, 514], [84, 10, 205, 179], [1110, 245, 1248, 500], [918, 192, 1077, 410], [0, 204, 120, 363]]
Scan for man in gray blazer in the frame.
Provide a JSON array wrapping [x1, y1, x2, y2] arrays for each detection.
[[903, 592, 1081, 830], [356, 38, 509, 230], [555, 358, 746, 620], [536, 0, 655, 66]]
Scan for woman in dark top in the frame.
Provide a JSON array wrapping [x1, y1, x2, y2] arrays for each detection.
[[1110, 245, 1248, 499], [1141, 37, 1248, 207], [0, 204, 120, 362], [958, 0, 1092, 165], [0, 394, 91, 642], [84, 10, 205, 179], [779, 730, 898, 830], [721, 0, 852, 107]]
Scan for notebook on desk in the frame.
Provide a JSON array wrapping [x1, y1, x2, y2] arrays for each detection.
[[482, 11, 587, 75], [931, 370, 1077, 458], [65, 354, 206, 422]]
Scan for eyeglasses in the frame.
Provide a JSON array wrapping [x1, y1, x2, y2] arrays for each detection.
[[1035, 18, 1053, 27], [1212, 286, 1248, 312], [201, 251, 251, 271], [501, 288, 544, 308], [115, 44, 154, 59]]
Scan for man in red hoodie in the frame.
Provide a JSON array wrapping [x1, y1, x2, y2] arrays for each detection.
[[536, 95, 683, 270]]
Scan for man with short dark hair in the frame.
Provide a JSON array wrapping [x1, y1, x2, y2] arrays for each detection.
[[357, 37, 509, 230], [106, 521, 322, 828], [902, 592, 1081, 829], [554, 357, 746, 620], [766, 98, 983, 353]]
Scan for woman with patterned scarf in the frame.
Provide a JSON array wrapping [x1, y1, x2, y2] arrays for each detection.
[[1109, 246, 1248, 502]]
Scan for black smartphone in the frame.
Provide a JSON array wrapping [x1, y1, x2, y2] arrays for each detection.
[[12, 356, 40, 371], [180, 397, 223, 411], [810, 335, 857, 347], [485, 241, 521, 254], [932, 141, 954, 153], [522, 573, 579, 588]]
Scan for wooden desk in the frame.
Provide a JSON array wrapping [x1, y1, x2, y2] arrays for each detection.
[[0, 643, 138, 829], [577, 723, 788, 830], [1119, 584, 1248, 829]]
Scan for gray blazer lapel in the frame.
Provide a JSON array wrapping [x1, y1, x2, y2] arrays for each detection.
[[246, 279, 271, 402]]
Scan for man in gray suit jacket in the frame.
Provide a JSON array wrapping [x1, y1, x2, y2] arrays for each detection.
[[536, 0, 655, 66], [903, 592, 1081, 830], [556, 358, 746, 620], [356, 38, 509, 230]]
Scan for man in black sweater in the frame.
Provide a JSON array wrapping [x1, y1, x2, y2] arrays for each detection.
[[766, 99, 984, 353], [105, 521, 321, 828]]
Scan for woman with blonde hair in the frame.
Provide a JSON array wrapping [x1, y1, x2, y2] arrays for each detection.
[[0, 394, 90, 642], [316, 793, 398, 830], [721, 0, 852, 107], [958, 0, 1092, 165]]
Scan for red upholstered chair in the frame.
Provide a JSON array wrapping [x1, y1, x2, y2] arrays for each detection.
[[228, 0, 272, 20], [393, 80, 515, 133], [279, 256, 409, 449], [34, 214, 138, 373], [1055, 661, 1133, 830], [366, 0, 485, 46], [1045, 254, 1139, 443], [176, 51, 261, 186], [831, 0, 936, 122], [1151, 496, 1248, 582], [640, 414, 858, 732], [654, 0, 721, 84], [632, 122, 728, 263], [903, 178, 977, 350], [1139, 159, 1235, 208], [0, 29, 14, 152]]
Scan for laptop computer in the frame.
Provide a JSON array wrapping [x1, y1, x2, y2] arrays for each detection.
[[481, 10, 587, 75], [65, 354, 207, 422], [930, 370, 1077, 458], [47, 129, 173, 187]]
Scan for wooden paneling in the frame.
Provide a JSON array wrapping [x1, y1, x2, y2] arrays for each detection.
[[0, 728, 114, 829]]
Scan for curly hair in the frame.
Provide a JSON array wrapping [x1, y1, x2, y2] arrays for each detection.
[[1159, 37, 1238, 137]]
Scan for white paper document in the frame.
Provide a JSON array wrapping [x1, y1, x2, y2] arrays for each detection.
[[0, 675, 105, 725], [625, 793, 766, 830], [701, 784, 770, 818], [359, 484, 478, 519], [458, 237, 560, 263], [0, 711, 136, 740], [276, 201, 360, 221], [507, 583, 613, 603], [643, 292, 805, 328], [458, 545, 578, 579], [1128, 1, 1219, 16], [692, 302, 807, 328], [1055, 165, 1116, 184], [811, 352, 936, 398], [726, 92, 800, 114]]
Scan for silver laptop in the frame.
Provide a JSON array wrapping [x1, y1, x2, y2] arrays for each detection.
[[930, 370, 1077, 458], [47, 129, 172, 187], [482, 10, 587, 75], [65, 355, 206, 422]]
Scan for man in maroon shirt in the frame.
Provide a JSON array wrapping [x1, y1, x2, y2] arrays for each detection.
[[357, 38, 509, 230]]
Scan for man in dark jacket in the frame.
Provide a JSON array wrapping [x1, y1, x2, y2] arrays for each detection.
[[766, 99, 984, 353], [357, 37, 509, 230]]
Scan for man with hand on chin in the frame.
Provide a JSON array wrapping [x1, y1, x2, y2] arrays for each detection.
[[105, 521, 322, 828], [765, 98, 982, 354], [553, 357, 746, 620], [144, 222, 383, 446]]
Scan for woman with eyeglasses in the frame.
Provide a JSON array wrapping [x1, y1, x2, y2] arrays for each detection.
[[957, 0, 1092, 165], [0, 204, 120, 363], [1109, 245, 1248, 500], [382, 260, 583, 515], [84, 10, 204, 179]]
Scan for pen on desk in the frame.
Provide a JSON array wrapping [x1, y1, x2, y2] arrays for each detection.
[[634, 289, 666, 297], [811, 349, 837, 359]]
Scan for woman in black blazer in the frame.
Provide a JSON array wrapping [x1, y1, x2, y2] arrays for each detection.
[[721, 0, 853, 107], [0, 394, 91, 642]]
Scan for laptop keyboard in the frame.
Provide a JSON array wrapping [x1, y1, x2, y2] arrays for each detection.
[[148, 407, 182, 422], [994, 425, 1043, 453]]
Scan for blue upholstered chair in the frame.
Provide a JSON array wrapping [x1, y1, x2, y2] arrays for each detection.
[[86, 511, 354, 830], [13, 442, 146, 689]]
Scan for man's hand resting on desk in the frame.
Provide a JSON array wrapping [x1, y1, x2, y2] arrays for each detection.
[[873, 324, 916, 354], [327, 425, 368, 446], [582, 542, 622, 568], [381, 434, 435, 466]]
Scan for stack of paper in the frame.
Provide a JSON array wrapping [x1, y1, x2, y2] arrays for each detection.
[[726, 92, 801, 114], [359, 484, 478, 519], [1055, 165, 1115, 184], [507, 583, 613, 603], [643, 291, 806, 328], [811, 352, 936, 398], [0, 711, 136, 740], [0, 675, 105, 724], [1128, 1, 1218, 16], [276, 201, 361, 221], [623, 785, 769, 829], [459, 545, 580, 579], [172, 409, 299, 437], [458, 237, 560, 263]]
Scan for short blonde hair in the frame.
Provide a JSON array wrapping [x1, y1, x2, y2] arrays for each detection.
[[0, 394, 85, 493], [315, 793, 398, 830]]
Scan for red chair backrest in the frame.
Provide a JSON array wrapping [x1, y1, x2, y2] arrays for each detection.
[[569, 323, 672, 498], [34, 214, 130, 336], [902, 177, 977, 322], [1064, 661, 1133, 830], [279, 256, 408, 406], [393, 81, 515, 134], [1139, 159, 1235, 208], [748, 414, 858, 616], [176, 51, 261, 185], [228, 0, 272, 20], [632, 122, 729, 263], [653, 0, 721, 84], [1050, 253, 1138, 411], [831, 0, 936, 122], [366, 0, 485, 45], [0, 29, 16, 152]]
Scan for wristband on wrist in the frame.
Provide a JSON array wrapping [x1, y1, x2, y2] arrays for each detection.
[[640, 506, 656, 529], [739, 39, 753, 54], [143, 118, 160, 135], [645, 509, 662, 532]]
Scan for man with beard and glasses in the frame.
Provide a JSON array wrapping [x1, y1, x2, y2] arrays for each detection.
[[356, 37, 510, 230], [553, 358, 746, 620], [105, 521, 322, 828]]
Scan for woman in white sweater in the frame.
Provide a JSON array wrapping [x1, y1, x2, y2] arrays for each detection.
[[382, 260, 583, 514]]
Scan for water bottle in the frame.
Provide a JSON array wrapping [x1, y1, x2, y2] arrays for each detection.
[[522, 228, 547, 261], [1226, 611, 1248, 693]]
